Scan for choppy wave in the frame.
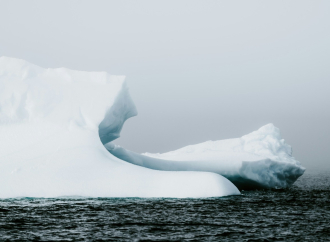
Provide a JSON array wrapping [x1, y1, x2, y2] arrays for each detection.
[[0, 170, 329, 241]]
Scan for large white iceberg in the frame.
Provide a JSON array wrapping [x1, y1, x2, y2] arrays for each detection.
[[0, 57, 240, 198], [107, 124, 305, 190]]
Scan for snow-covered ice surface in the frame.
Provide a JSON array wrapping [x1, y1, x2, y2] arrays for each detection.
[[0, 57, 240, 198], [109, 124, 305, 190]]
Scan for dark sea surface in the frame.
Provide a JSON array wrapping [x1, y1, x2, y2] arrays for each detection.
[[0, 170, 329, 241]]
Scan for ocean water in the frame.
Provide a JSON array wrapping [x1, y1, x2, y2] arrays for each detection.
[[0, 170, 329, 241]]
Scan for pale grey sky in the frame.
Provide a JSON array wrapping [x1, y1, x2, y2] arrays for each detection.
[[0, 0, 329, 169]]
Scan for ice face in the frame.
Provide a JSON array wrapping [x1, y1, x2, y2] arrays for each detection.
[[108, 124, 305, 190], [0, 57, 240, 198]]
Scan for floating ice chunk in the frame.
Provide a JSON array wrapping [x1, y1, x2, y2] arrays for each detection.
[[107, 124, 305, 190], [0, 57, 240, 198]]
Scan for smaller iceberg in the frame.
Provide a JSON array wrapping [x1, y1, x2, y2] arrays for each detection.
[[107, 124, 305, 190]]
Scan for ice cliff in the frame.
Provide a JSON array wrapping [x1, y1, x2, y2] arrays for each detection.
[[0, 57, 239, 198]]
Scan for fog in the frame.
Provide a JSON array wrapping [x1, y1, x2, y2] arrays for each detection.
[[0, 0, 329, 169]]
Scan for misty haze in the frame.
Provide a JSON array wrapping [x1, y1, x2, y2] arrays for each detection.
[[0, 1, 329, 241]]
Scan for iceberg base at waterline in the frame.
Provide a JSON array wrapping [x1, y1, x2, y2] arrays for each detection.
[[0, 57, 240, 198]]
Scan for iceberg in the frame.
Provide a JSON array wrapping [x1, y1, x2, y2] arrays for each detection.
[[0, 57, 240, 198], [107, 124, 305, 190]]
